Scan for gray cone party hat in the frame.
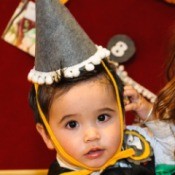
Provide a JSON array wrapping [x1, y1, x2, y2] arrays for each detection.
[[28, 0, 110, 85]]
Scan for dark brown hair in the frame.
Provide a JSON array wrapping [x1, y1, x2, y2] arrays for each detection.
[[29, 60, 124, 125]]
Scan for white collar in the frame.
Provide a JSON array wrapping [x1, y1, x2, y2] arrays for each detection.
[[56, 155, 81, 171]]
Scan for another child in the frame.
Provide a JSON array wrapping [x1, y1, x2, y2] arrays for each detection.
[[124, 44, 175, 174], [28, 0, 155, 174]]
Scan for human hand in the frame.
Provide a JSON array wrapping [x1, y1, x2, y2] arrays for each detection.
[[124, 85, 154, 122]]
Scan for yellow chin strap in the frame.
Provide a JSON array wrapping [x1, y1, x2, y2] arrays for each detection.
[[34, 60, 135, 175]]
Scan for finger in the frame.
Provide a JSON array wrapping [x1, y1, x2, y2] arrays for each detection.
[[125, 103, 139, 111], [124, 85, 134, 90], [124, 88, 140, 100]]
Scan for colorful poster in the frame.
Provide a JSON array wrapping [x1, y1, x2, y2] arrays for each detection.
[[2, 1, 36, 56]]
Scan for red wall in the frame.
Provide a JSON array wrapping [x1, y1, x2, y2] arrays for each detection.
[[0, 0, 175, 170]]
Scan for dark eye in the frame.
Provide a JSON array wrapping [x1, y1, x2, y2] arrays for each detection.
[[97, 114, 109, 122], [66, 121, 78, 129]]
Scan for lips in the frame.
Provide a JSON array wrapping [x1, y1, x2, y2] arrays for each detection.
[[84, 148, 105, 159]]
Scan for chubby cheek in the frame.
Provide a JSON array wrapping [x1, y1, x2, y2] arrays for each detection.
[[104, 124, 121, 152], [55, 130, 84, 157]]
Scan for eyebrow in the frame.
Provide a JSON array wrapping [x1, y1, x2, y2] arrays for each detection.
[[97, 107, 117, 113], [59, 114, 77, 124]]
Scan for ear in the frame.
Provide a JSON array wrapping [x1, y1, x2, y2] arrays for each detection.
[[36, 123, 55, 150]]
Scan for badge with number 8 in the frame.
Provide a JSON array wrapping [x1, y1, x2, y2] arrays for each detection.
[[111, 41, 128, 57], [107, 35, 136, 63]]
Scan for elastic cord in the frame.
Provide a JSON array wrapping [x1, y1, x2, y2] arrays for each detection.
[[34, 60, 135, 175]]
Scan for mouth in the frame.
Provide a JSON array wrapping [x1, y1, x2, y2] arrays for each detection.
[[84, 148, 105, 159]]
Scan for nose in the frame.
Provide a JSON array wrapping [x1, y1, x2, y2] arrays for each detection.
[[84, 127, 100, 143]]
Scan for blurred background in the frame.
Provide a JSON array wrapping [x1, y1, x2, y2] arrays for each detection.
[[0, 0, 175, 170]]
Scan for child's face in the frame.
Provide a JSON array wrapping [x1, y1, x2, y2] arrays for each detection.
[[45, 76, 121, 168]]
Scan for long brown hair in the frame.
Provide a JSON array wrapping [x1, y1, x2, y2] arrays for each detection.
[[154, 77, 175, 123], [154, 32, 175, 123]]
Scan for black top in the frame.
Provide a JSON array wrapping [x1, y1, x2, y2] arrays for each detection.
[[48, 158, 155, 175]]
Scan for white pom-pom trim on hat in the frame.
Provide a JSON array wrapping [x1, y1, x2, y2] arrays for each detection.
[[28, 45, 110, 85]]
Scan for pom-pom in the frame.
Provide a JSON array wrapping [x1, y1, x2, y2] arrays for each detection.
[[46, 75, 53, 85], [85, 63, 95, 71], [91, 56, 101, 65], [72, 69, 80, 77], [38, 76, 45, 85], [64, 69, 73, 78]]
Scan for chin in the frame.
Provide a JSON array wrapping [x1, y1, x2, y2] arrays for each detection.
[[84, 160, 107, 169]]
